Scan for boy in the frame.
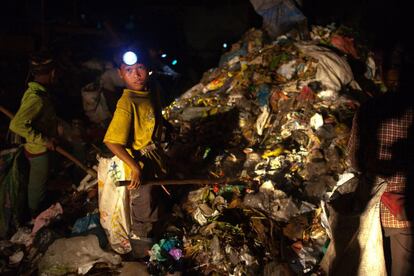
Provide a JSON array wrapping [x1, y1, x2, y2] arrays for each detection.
[[9, 52, 58, 217], [103, 48, 168, 257]]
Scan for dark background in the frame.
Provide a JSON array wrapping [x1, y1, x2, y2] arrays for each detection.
[[0, 0, 411, 122]]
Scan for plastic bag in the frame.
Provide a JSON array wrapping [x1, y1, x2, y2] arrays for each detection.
[[249, 0, 307, 39], [0, 147, 28, 238], [320, 174, 387, 275], [81, 82, 111, 124], [298, 43, 361, 92], [256, 106, 270, 135], [72, 213, 100, 235], [31, 203, 63, 238], [330, 34, 359, 59], [100, 68, 125, 92], [38, 235, 121, 275], [295, 43, 355, 93], [97, 155, 132, 254]]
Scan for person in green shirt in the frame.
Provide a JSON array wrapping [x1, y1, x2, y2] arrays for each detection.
[[9, 52, 58, 217], [103, 48, 168, 258]]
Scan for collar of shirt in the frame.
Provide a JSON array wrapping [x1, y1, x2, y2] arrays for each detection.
[[28, 81, 48, 94], [124, 88, 149, 97]]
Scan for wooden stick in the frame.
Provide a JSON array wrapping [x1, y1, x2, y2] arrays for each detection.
[[55, 146, 97, 178], [0, 106, 14, 120], [0, 105, 97, 178], [115, 177, 241, 187]]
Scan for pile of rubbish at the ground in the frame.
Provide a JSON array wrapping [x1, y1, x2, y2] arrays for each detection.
[[0, 24, 385, 276], [152, 24, 383, 275]]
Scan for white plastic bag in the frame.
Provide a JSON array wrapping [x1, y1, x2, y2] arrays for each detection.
[[81, 82, 111, 124], [295, 43, 359, 94], [97, 155, 132, 254], [320, 175, 387, 276], [38, 235, 122, 275], [100, 68, 125, 92]]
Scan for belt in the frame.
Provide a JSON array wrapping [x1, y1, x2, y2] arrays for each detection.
[[137, 142, 157, 156]]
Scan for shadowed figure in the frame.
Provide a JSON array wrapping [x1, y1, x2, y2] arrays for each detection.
[[344, 79, 414, 275], [321, 62, 414, 274]]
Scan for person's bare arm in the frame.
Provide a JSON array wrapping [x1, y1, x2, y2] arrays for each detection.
[[105, 142, 141, 189]]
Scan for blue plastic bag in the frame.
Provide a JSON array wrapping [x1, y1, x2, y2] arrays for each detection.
[[72, 213, 100, 234], [250, 0, 307, 39]]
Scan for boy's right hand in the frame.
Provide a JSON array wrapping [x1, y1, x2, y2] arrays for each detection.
[[45, 138, 58, 151], [128, 166, 142, 190]]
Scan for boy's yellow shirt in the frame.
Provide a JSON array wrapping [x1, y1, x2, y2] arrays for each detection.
[[104, 89, 159, 153]]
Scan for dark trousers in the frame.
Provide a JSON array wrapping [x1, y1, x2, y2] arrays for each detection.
[[129, 149, 167, 239], [383, 227, 414, 276], [130, 184, 161, 238], [27, 153, 49, 216]]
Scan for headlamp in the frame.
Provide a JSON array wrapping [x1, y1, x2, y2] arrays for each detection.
[[122, 51, 138, 66]]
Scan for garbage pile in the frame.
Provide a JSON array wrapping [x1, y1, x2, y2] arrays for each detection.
[[0, 23, 384, 275], [156, 25, 381, 275], [0, 146, 118, 275]]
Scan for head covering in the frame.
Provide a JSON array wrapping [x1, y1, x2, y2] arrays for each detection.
[[114, 45, 150, 68], [29, 51, 55, 76]]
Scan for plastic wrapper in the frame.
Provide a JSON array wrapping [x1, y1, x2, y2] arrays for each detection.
[[330, 34, 359, 59], [71, 213, 100, 235], [31, 203, 63, 239], [38, 235, 121, 275], [256, 106, 271, 135], [10, 227, 32, 248]]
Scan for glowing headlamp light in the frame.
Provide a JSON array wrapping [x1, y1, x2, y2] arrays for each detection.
[[122, 51, 138, 65]]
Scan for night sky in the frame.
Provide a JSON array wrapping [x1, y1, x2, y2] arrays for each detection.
[[0, 0, 411, 120], [1, 0, 410, 64]]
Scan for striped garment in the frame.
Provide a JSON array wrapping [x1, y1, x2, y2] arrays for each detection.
[[347, 92, 413, 228]]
